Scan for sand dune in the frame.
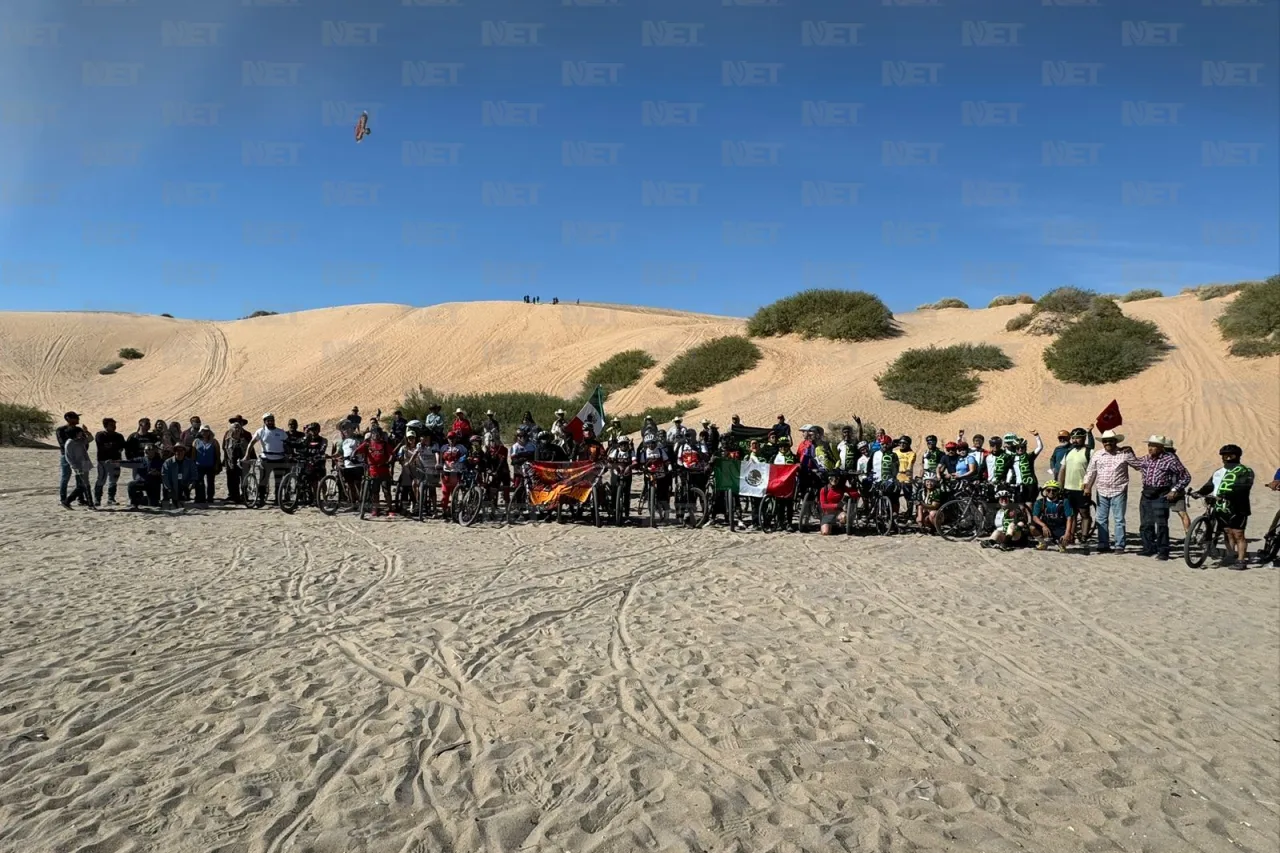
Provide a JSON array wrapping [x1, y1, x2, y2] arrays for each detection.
[[1, 293, 1276, 467]]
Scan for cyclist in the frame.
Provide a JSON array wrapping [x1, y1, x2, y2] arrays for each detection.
[[551, 409, 571, 448], [1010, 433, 1044, 507], [390, 410, 408, 444], [872, 438, 900, 511], [439, 432, 469, 518], [578, 425, 605, 463], [424, 404, 445, 442], [921, 435, 945, 479], [284, 419, 306, 457], [636, 434, 672, 521], [837, 426, 858, 470], [894, 437, 917, 514], [299, 422, 328, 493], [355, 424, 396, 517], [451, 408, 473, 441], [1060, 425, 1096, 541], [481, 410, 501, 447], [984, 435, 1012, 485], [486, 434, 512, 506], [773, 435, 798, 531], [334, 422, 364, 507], [602, 417, 625, 446], [818, 472, 848, 536], [917, 473, 950, 533], [1048, 429, 1073, 481], [395, 431, 431, 513], [985, 488, 1031, 550], [1192, 444, 1254, 569], [607, 436, 635, 520], [245, 413, 291, 503], [941, 441, 962, 478], [535, 430, 568, 463], [673, 428, 709, 499], [1032, 480, 1074, 552]]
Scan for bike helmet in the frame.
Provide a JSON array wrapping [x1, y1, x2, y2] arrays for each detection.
[[925, 435, 937, 444], [944, 441, 958, 450], [870, 442, 881, 452], [407, 419, 424, 429], [857, 441, 869, 449], [898, 436, 912, 447], [1070, 427, 1088, 438], [996, 489, 1014, 501], [1043, 480, 1061, 490], [643, 435, 657, 445], [957, 441, 969, 451], [469, 434, 482, 444], [446, 431, 459, 440], [1003, 432, 1018, 444], [1219, 444, 1243, 457], [306, 422, 321, 432], [989, 435, 1003, 445], [777, 436, 792, 446]]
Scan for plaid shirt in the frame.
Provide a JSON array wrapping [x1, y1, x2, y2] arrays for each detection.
[[1085, 448, 1135, 498], [1127, 451, 1191, 493]]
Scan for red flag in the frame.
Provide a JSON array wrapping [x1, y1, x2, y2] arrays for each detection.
[[1096, 400, 1122, 432]]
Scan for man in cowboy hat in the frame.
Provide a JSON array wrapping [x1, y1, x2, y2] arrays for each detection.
[[1084, 429, 1136, 553], [451, 408, 473, 440], [666, 415, 684, 445], [1126, 434, 1191, 560], [425, 403, 445, 439], [221, 416, 254, 503]]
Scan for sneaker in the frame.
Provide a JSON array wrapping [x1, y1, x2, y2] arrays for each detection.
[[107, 498, 118, 506], [1036, 541, 1048, 551], [1057, 542, 1068, 553], [1156, 554, 1170, 561], [60, 500, 72, 510]]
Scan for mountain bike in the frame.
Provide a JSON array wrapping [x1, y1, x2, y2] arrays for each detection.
[[794, 478, 821, 533], [316, 459, 352, 516], [637, 466, 669, 528], [241, 459, 288, 509], [867, 480, 900, 535], [1183, 493, 1226, 569], [1257, 506, 1280, 566], [278, 458, 329, 514], [671, 467, 709, 528], [506, 463, 538, 525], [608, 461, 633, 527]]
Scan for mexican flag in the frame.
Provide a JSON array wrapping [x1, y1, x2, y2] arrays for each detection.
[[567, 385, 606, 442], [713, 458, 798, 499]]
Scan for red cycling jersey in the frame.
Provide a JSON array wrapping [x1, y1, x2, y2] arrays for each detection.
[[357, 439, 393, 478]]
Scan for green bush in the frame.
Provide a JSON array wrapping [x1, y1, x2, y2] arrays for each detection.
[[1228, 337, 1280, 358], [656, 336, 762, 395], [0, 402, 55, 445], [1006, 311, 1033, 332], [160, 313, 174, 318], [614, 399, 702, 435], [988, 295, 1018, 308], [118, 347, 145, 360], [1043, 313, 1170, 385], [582, 349, 656, 399], [747, 289, 897, 341], [1035, 286, 1096, 317], [1121, 288, 1163, 303], [875, 344, 1014, 413], [1216, 276, 1280, 354], [398, 386, 585, 441], [918, 298, 970, 310], [1184, 282, 1250, 301], [99, 361, 124, 375], [242, 310, 279, 319], [1089, 296, 1124, 318]]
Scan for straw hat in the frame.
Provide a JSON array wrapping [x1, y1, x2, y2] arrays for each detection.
[[1146, 434, 1169, 447], [1099, 429, 1125, 442]]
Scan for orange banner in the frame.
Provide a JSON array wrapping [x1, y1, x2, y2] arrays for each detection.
[[529, 461, 600, 506]]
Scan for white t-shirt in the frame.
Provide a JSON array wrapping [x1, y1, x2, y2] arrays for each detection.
[[341, 437, 362, 468], [255, 426, 289, 459]]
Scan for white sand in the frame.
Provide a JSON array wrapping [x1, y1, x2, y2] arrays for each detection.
[[1, 293, 1275, 466], [1, 448, 1278, 853]]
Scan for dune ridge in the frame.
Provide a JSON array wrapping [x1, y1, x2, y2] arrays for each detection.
[[1, 294, 1275, 465]]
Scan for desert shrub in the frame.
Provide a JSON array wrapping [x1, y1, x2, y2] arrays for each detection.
[[1184, 282, 1250, 301], [0, 402, 55, 445], [1089, 296, 1123, 318], [613, 399, 702, 435], [99, 361, 124, 375], [876, 344, 1014, 413], [918, 298, 970, 310], [826, 421, 880, 441], [1015, 294, 1035, 304], [1216, 276, 1280, 351], [582, 349, 656, 399], [243, 310, 279, 319], [1006, 311, 1033, 332], [1043, 313, 1170, 385], [747, 289, 897, 341], [118, 347, 144, 360], [656, 336, 762, 395], [1121, 288, 1163, 302], [1026, 312, 1073, 336], [1228, 337, 1280, 358], [160, 313, 174, 318], [1035, 286, 1096, 317], [988, 295, 1018, 308], [398, 386, 585, 441]]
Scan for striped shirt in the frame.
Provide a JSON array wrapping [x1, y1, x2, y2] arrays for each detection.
[[1084, 448, 1136, 498], [1127, 452, 1191, 493]]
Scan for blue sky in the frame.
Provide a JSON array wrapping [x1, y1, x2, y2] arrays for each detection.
[[1, 0, 1276, 320]]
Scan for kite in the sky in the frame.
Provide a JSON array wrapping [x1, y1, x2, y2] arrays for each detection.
[[354, 111, 371, 143]]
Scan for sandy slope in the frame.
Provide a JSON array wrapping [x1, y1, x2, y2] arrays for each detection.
[[1, 448, 1277, 853], [0, 294, 1276, 466]]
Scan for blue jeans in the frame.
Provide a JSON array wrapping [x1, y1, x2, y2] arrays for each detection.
[[1096, 491, 1127, 550], [59, 457, 73, 502]]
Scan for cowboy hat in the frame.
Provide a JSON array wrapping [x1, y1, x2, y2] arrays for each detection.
[[555, 408, 566, 415], [1098, 429, 1125, 442], [1146, 434, 1169, 447], [455, 407, 464, 414], [228, 415, 247, 425], [485, 409, 495, 416]]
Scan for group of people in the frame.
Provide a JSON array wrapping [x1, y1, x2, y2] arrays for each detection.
[[51, 408, 1278, 568]]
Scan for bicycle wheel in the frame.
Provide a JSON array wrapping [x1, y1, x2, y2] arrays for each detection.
[[682, 487, 709, 528], [456, 486, 483, 526], [394, 480, 417, 519], [1184, 516, 1219, 569], [317, 475, 342, 516], [242, 468, 263, 508], [646, 484, 658, 528], [278, 472, 301, 515], [1259, 508, 1280, 562], [938, 498, 981, 542], [613, 479, 627, 526], [844, 498, 857, 536], [358, 477, 371, 520], [757, 497, 778, 533]]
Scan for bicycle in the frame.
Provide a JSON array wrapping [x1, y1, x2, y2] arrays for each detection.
[[936, 480, 993, 542], [1184, 493, 1227, 569], [506, 463, 538, 525], [241, 458, 289, 509], [636, 465, 670, 528], [278, 457, 331, 515], [1257, 505, 1280, 566], [670, 467, 710, 529], [867, 480, 900, 536]]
